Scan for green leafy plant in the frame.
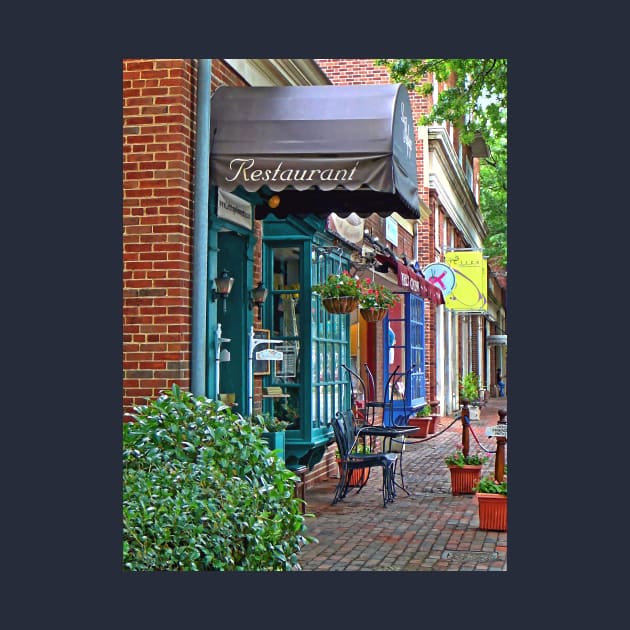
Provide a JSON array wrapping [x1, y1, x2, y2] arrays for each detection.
[[248, 412, 290, 433], [312, 271, 363, 299], [358, 278, 401, 309], [419, 404, 432, 417], [335, 441, 372, 458], [474, 473, 507, 495], [123, 384, 315, 571], [275, 400, 300, 426], [460, 372, 480, 401], [444, 449, 489, 467]]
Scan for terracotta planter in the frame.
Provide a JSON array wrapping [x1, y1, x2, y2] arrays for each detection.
[[407, 416, 431, 438], [359, 307, 388, 322], [448, 464, 483, 495], [476, 492, 507, 531], [427, 414, 439, 434], [322, 296, 359, 314], [336, 459, 369, 487]]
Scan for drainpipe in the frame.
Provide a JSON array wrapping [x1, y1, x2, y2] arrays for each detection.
[[413, 220, 419, 262], [191, 59, 212, 396]]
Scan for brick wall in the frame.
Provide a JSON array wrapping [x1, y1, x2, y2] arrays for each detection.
[[122, 59, 247, 417]]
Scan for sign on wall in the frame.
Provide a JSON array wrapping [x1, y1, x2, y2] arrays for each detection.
[[443, 250, 487, 312], [385, 216, 398, 246], [217, 189, 253, 230]]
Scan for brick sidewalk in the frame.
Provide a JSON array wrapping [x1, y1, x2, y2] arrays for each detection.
[[297, 397, 508, 571]]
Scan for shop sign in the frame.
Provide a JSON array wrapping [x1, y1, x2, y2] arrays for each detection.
[[444, 250, 488, 312], [217, 189, 253, 230], [223, 158, 360, 187], [385, 216, 398, 246], [256, 349, 283, 361], [485, 424, 507, 438]]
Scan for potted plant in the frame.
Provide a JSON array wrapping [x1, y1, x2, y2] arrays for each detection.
[[335, 442, 372, 487], [250, 412, 289, 460], [357, 278, 401, 322], [312, 271, 363, 313], [460, 372, 482, 420], [474, 471, 507, 531], [407, 403, 433, 437], [444, 449, 489, 495], [428, 400, 440, 434]]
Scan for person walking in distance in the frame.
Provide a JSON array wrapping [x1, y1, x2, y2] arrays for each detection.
[[496, 368, 505, 397]]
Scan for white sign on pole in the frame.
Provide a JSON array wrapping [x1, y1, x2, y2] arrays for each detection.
[[256, 349, 283, 361], [485, 424, 507, 438]]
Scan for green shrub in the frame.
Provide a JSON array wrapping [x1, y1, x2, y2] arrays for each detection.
[[123, 384, 315, 571], [459, 372, 480, 401]]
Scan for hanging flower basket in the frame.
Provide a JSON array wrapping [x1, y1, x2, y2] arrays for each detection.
[[360, 307, 388, 322], [322, 296, 359, 314]]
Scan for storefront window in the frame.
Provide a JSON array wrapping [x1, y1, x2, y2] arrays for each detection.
[[386, 292, 426, 415], [269, 246, 302, 429], [311, 250, 351, 430]]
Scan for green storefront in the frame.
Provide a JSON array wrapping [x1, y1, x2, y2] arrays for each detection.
[[207, 83, 423, 469]]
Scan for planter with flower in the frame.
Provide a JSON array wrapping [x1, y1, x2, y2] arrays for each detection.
[[358, 278, 401, 322], [312, 271, 363, 314], [428, 400, 440, 434], [249, 412, 290, 460], [444, 450, 489, 495], [474, 472, 507, 531], [460, 372, 483, 420], [407, 403, 433, 437], [335, 442, 372, 487]]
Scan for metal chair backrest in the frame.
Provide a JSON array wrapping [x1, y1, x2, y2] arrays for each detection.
[[390, 364, 417, 425], [363, 363, 376, 402], [332, 410, 357, 460], [341, 363, 367, 403]]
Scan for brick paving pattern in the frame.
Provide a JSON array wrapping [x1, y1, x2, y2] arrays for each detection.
[[297, 397, 508, 571]]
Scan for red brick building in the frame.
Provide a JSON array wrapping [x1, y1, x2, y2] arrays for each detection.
[[122, 58, 505, 489]]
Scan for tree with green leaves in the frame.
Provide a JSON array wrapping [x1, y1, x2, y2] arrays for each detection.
[[376, 59, 507, 265]]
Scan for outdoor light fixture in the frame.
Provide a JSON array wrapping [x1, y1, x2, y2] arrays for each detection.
[[249, 281, 268, 318], [212, 269, 234, 313], [267, 194, 281, 209]]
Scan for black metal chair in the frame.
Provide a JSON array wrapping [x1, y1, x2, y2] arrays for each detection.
[[380, 365, 417, 494], [363, 363, 401, 426], [341, 363, 370, 426], [331, 410, 397, 507]]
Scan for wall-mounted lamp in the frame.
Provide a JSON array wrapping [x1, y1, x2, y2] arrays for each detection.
[[267, 194, 281, 209], [249, 281, 268, 318], [212, 269, 234, 313]]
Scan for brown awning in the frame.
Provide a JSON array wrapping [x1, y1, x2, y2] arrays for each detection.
[[358, 254, 444, 306], [210, 84, 421, 220], [369, 254, 444, 306]]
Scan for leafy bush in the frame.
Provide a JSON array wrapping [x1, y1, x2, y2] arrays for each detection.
[[460, 372, 480, 401], [123, 384, 315, 571]]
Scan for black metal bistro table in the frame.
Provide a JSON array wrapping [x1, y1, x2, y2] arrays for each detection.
[[357, 425, 419, 495]]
